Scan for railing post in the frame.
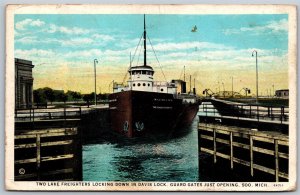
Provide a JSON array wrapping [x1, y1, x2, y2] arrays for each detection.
[[241, 105, 243, 115], [79, 107, 82, 118], [249, 105, 252, 118], [257, 105, 259, 122], [64, 107, 66, 120], [198, 127, 202, 176], [281, 106, 285, 123], [213, 128, 217, 163], [250, 135, 254, 177], [274, 139, 279, 182], [233, 105, 236, 116], [36, 134, 41, 180], [279, 107, 282, 123], [271, 107, 273, 120], [33, 108, 35, 123], [230, 132, 233, 169]]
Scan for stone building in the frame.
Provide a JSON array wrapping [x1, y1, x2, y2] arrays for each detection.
[[275, 89, 289, 99], [15, 58, 34, 109]]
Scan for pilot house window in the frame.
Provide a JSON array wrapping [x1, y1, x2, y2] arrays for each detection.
[[147, 71, 153, 76]]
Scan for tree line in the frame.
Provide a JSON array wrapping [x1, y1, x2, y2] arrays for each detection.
[[33, 87, 109, 105]]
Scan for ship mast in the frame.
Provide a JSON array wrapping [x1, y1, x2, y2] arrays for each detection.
[[143, 14, 147, 66], [190, 75, 192, 93], [184, 65, 185, 81]]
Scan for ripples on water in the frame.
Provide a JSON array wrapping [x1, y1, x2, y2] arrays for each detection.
[[83, 117, 200, 182]]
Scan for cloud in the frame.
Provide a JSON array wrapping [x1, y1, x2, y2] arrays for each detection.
[[31, 19, 45, 27], [47, 24, 90, 35], [153, 41, 233, 52], [63, 49, 102, 59], [63, 49, 121, 61], [15, 36, 37, 44], [92, 33, 115, 41], [15, 19, 45, 31], [164, 52, 189, 58], [15, 19, 32, 30], [15, 36, 63, 45], [15, 34, 114, 49], [15, 49, 56, 61], [118, 38, 143, 48], [58, 47, 141, 67], [151, 47, 287, 73], [61, 38, 93, 46], [265, 19, 288, 32], [223, 19, 288, 35]]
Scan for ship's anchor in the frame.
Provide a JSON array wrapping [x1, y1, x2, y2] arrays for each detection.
[[123, 121, 129, 132], [135, 121, 144, 131]]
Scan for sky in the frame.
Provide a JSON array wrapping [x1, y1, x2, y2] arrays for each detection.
[[14, 14, 289, 95]]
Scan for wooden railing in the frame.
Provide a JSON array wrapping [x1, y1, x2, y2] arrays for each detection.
[[198, 123, 289, 181], [15, 107, 82, 122], [201, 102, 289, 124], [14, 128, 82, 181]]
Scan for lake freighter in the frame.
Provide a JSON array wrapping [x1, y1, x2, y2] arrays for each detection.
[[109, 15, 199, 138]]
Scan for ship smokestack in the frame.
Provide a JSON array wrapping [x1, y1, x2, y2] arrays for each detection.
[[144, 14, 147, 66]]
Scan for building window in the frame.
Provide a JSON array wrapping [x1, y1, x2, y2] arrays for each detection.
[[138, 83, 141, 87], [161, 88, 164, 92], [148, 83, 150, 86], [133, 83, 135, 87], [143, 83, 146, 86]]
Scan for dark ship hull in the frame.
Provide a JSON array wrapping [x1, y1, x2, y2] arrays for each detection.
[[109, 91, 199, 138]]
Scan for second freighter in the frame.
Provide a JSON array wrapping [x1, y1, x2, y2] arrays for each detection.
[[109, 15, 199, 138]]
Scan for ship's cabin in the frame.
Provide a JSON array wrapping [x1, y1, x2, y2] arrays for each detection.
[[128, 66, 154, 76], [113, 65, 178, 95], [127, 65, 155, 92], [129, 65, 154, 77]]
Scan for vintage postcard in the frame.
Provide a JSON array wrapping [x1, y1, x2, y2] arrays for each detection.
[[5, 4, 297, 191]]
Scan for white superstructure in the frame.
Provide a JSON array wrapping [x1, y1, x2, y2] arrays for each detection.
[[113, 65, 177, 95]]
